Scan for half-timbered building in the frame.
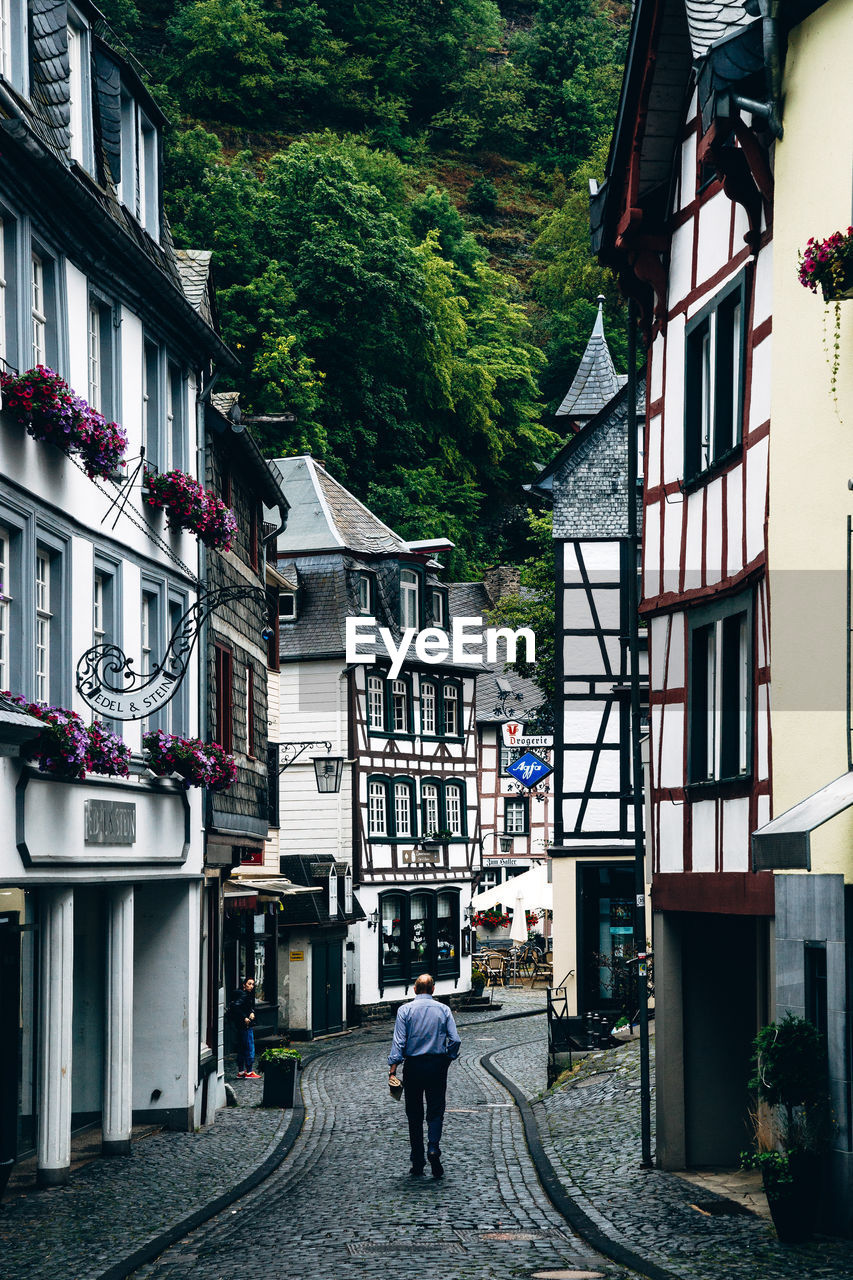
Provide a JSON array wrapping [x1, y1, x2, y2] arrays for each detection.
[[271, 456, 478, 1024], [591, 0, 776, 1168], [532, 303, 646, 1011]]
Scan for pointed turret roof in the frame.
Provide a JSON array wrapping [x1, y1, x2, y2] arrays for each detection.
[[555, 296, 626, 422]]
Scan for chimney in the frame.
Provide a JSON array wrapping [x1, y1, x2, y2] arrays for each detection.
[[483, 565, 521, 605]]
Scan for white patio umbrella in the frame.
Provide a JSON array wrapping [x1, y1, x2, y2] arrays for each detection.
[[510, 886, 529, 944], [471, 863, 552, 914]]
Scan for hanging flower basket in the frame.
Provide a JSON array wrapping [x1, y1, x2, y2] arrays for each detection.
[[798, 228, 853, 300], [143, 469, 237, 551], [0, 366, 128, 479], [4, 693, 131, 780], [472, 909, 510, 930], [143, 730, 237, 791]]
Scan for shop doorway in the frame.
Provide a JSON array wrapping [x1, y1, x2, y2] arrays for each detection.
[[312, 940, 343, 1036]]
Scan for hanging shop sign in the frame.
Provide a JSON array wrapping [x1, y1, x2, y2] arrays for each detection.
[[501, 721, 553, 749], [76, 586, 272, 721], [504, 751, 553, 789]]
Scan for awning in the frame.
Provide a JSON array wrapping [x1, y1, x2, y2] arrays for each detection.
[[751, 772, 853, 871], [472, 863, 552, 913], [224, 877, 321, 903]]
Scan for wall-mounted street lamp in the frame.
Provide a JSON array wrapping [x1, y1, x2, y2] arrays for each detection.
[[366, 908, 380, 931], [277, 740, 345, 794]]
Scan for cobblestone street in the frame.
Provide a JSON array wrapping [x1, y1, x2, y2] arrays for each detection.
[[3, 996, 853, 1280]]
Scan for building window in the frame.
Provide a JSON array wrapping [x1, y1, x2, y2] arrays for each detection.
[[67, 15, 92, 170], [279, 592, 296, 622], [421, 680, 436, 735], [214, 643, 233, 753], [266, 587, 280, 671], [167, 363, 185, 472], [394, 779, 414, 838], [93, 572, 105, 646], [0, 0, 9, 81], [0, 218, 7, 369], [443, 684, 459, 737], [444, 782, 464, 837], [500, 745, 522, 773], [367, 675, 384, 731], [430, 588, 446, 630], [0, 526, 9, 688], [358, 572, 373, 615], [504, 797, 528, 835], [422, 782, 440, 836], [31, 252, 46, 367], [400, 568, 419, 629], [35, 550, 51, 702], [120, 94, 159, 238], [140, 587, 157, 734], [368, 778, 389, 837], [377, 889, 461, 988], [143, 340, 160, 468], [688, 592, 752, 785], [267, 742, 280, 828], [167, 593, 186, 736], [684, 275, 746, 480], [391, 679, 409, 733], [250, 504, 260, 573], [246, 664, 256, 757]]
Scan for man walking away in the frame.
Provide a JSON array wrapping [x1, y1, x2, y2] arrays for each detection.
[[388, 973, 461, 1178], [229, 976, 258, 1078]]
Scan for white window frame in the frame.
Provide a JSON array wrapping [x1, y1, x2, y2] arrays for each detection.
[[88, 299, 101, 412], [35, 551, 50, 702], [400, 569, 419, 630], [0, 527, 9, 689], [445, 783, 464, 837], [0, 0, 9, 81], [394, 781, 412, 838], [93, 571, 104, 647], [504, 797, 527, 834], [368, 780, 388, 837], [279, 592, 296, 621], [367, 675, 384, 731], [31, 252, 46, 366], [431, 589, 445, 629], [391, 679, 408, 733], [421, 681, 436, 735], [357, 573, 372, 615], [67, 20, 85, 166], [443, 684, 459, 737], [422, 782, 440, 836]]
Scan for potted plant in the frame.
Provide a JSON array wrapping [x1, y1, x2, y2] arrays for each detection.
[[143, 730, 237, 791], [0, 366, 128, 479], [471, 908, 510, 931], [143, 468, 237, 551], [797, 227, 853, 413], [260, 1047, 301, 1108], [740, 1012, 831, 1241], [470, 964, 487, 996]]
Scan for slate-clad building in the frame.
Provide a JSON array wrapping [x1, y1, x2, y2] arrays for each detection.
[[270, 456, 479, 1025], [532, 304, 646, 1012], [0, 5, 237, 1192]]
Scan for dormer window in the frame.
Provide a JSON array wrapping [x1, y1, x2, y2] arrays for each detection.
[[0, 0, 27, 94], [357, 572, 373, 615], [279, 592, 297, 622], [430, 588, 447, 630], [119, 91, 159, 239], [67, 12, 93, 171], [400, 569, 419, 630]]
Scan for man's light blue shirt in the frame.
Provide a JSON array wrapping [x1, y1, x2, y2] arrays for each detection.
[[388, 993, 462, 1066]]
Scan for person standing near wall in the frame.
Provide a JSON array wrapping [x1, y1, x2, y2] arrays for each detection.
[[229, 976, 258, 1078]]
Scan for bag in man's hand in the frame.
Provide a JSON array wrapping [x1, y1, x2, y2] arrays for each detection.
[[388, 1071, 403, 1100]]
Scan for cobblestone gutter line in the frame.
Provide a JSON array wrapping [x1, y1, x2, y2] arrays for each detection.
[[482, 1049, 679, 1280], [93, 1102, 305, 1280]]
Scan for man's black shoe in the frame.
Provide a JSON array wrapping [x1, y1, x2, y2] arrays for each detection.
[[427, 1147, 444, 1179], [410, 1163, 425, 1175]]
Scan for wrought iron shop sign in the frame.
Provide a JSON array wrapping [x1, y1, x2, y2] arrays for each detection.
[[76, 586, 271, 721], [85, 799, 137, 845]]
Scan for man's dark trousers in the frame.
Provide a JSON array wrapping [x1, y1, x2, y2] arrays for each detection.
[[403, 1053, 450, 1167]]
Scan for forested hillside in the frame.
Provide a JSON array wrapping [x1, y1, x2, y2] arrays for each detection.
[[102, 0, 629, 572]]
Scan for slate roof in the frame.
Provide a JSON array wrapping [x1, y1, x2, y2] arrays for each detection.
[[270, 456, 408, 556], [447, 581, 491, 618], [475, 667, 543, 724], [175, 250, 214, 325], [684, 0, 754, 59], [555, 298, 626, 420], [277, 854, 366, 927]]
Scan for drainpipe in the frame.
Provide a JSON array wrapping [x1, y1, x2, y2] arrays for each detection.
[[627, 299, 653, 1168]]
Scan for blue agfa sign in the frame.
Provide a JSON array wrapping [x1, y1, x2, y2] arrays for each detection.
[[504, 751, 552, 789]]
